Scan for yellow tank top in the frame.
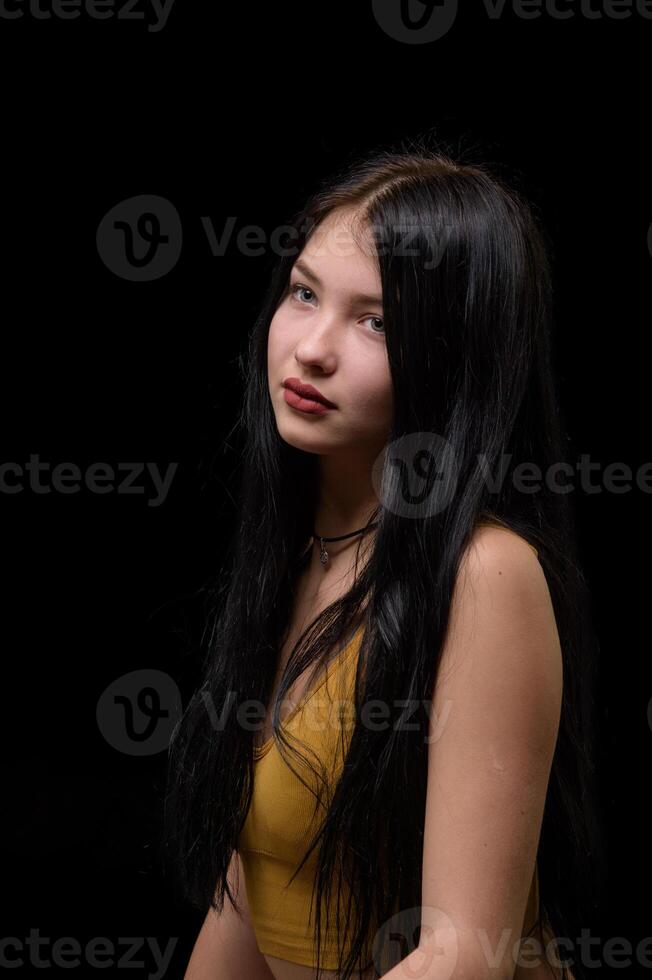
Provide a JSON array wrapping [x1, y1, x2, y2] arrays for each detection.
[[237, 522, 541, 968]]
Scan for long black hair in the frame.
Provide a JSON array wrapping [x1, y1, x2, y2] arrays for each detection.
[[163, 137, 606, 980]]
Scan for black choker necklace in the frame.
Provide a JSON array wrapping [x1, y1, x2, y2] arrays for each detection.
[[312, 521, 379, 566]]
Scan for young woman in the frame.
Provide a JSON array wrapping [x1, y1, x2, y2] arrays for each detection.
[[164, 142, 605, 980]]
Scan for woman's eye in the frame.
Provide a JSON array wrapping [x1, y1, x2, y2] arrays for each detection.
[[289, 283, 384, 335], [366, 316, 385, 335], [289, 283, 315, 304]]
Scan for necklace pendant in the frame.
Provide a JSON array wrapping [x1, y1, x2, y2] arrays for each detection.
[[319, 539, 329, 565]]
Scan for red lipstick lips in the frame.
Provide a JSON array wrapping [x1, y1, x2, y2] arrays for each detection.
[[282, 377, 337, 415]]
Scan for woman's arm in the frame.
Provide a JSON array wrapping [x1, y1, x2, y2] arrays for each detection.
[[184, 849, 276, 980], [405, 525, 564, 980]]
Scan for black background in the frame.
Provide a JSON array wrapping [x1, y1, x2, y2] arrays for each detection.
[[1, 2, 647, 977]]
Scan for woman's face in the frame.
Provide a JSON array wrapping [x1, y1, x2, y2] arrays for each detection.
[[267, 208, 394, 457]]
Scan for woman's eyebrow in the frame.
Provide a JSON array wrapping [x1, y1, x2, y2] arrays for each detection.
[[292, 259, 383, 306]]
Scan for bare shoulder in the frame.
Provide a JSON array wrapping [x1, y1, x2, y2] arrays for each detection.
[[438, 522, 563, 725], [466, 521, 540, 567], [459, 522, 549, 609]]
